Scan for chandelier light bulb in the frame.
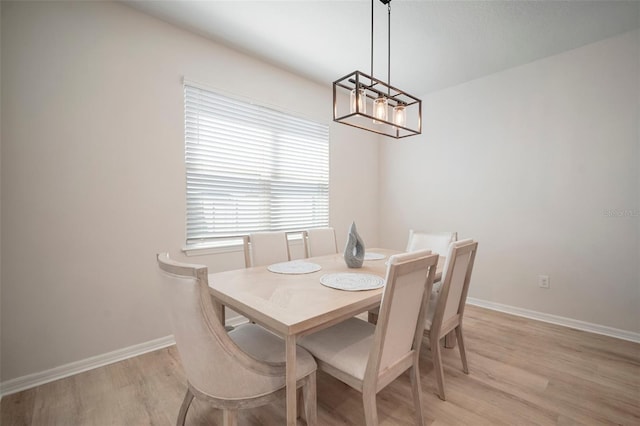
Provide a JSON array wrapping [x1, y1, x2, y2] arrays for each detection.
[[374, 96, 388, 122], [350, 88, 366, 114], [393, 105, 406, 127]]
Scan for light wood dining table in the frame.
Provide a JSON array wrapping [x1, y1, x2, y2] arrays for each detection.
[[208, 248, 443, 426]]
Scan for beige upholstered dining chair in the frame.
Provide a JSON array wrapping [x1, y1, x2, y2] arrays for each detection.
[[245, 231, 290, 267], [406, 230, 458, 256], [423, 239, 478, 401], [156, 253, 317, 426], [299, 250, 438, 426], [367, 231, 457, 325], [304, 227, 338, 257]]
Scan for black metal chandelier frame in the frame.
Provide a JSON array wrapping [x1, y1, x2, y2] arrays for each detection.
[[332, 0, 422, 139]]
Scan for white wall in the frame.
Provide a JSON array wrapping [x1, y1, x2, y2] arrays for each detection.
[[0, 1, 379, 381], [379, 30, 640, 333]]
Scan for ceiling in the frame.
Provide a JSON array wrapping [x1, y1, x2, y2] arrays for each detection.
[[123, 0, 640, 96]]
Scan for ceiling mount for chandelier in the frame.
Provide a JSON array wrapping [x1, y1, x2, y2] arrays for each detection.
[[333, 0, 422, 139]]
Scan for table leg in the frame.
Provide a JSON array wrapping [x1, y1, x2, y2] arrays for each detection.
[[286, 335, 297, 426]]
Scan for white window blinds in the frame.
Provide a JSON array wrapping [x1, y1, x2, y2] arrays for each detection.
[[184, 83, 330, 246]]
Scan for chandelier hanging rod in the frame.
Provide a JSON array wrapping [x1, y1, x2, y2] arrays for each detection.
[[370, 0, 392, 90], [386, 0, 391, 97]]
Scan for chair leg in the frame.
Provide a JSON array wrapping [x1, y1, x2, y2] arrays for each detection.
[[223, 409, 238, 426], [368, 311, 378, 325], [410, 364, 425, 426], [455, 325, 469, 374], [431, 336, 446, 401], [362, 387, 379, 426], [303, 372, 317, 426], [176, 388, 194, 426]]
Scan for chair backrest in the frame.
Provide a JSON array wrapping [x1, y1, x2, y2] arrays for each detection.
[[365, 250, 438, 384], [432, 239, 478, 334], [247, 231, 290, 267], [305, 227, 338, 257], [156, 253, 282, 399], [406, 230, 458, 257]]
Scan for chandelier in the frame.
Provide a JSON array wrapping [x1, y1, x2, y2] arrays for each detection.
[[333, 0, 422, 139]]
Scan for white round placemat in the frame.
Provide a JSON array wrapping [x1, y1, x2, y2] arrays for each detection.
[[267, 261, 322, 274], [364, 252, 386, 261], [320, 273, 385, 291]]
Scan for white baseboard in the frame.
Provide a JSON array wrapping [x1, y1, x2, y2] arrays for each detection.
[[0, 317, 250, 397], [0, 335, 175, 397], [226, 315, 250, 329], [467, 297, 640, 344]]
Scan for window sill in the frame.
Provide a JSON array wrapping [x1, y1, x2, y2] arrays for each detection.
[[182, 240, 245, 257], [183, 234, 305, 257]]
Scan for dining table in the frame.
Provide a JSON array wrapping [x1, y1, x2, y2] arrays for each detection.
[[208, 248, 444, 426]]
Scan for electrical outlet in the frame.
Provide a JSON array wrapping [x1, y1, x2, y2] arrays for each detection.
[[538, 275, 550, 289]]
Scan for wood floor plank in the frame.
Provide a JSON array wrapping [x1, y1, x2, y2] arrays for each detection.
[[2, 305, 638, 425], [0, 387, 36, 426]]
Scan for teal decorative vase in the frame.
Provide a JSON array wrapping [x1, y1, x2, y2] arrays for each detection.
[[344, 221, 365, 268]]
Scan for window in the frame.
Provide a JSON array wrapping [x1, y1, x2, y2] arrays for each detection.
[[184, 82, 330, 247]]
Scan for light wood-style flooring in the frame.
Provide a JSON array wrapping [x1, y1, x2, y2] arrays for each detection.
[[2, 305, 639, 425]]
